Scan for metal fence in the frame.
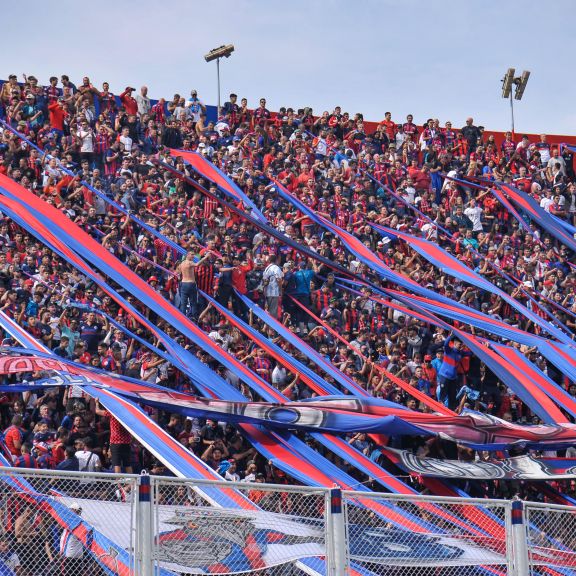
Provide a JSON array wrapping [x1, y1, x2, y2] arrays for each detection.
[[0, 468, 574, 576], [526, 500, 576, 574], [342, 491, 513, 575]]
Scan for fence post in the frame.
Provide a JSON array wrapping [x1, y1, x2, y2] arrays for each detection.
[[511, 498, 530, 576], [326, 487, 347, 576], [138, 472, 153, 576]]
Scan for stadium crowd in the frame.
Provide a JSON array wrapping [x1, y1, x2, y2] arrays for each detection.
[[0, 72, 575, 513]]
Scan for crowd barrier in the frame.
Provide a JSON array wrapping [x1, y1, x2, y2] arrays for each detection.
[[0, 467, 573, 575]]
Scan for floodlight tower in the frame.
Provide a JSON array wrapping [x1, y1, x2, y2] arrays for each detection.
[[204, 44, 235, 118], [501, 68, 530, 135]]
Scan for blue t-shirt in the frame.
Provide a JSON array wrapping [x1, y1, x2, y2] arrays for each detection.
[[294, 269, 315, 295]]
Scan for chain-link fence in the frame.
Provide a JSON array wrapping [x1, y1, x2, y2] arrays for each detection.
[[342, 491, 513, 575], [0, 467, 572, 576], [0, 467, 139, 576], [150, 476, 328, 576], [526, 501, 576, 574]]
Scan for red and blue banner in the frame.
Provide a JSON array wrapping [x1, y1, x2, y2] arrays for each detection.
[[370, 223, 571, 343], [170, 149, 267, 223], [497, 182, 576, 253]]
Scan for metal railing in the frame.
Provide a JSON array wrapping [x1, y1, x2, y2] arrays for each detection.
[[0, 467, 573, 575]]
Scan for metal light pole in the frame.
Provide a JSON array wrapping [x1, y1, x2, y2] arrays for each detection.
[[501, 68, 530, 136], [204, 44, 235, 118]]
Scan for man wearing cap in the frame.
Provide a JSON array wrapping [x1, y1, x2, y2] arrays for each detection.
[[21, 93, 44, 128], [119, 87, 138, 116], [185, 90, 206, 124], [59, 503, 85, 574]]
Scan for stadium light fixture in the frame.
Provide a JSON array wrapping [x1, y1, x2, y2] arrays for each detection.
[[501, 68, 515, 99], [514, 70, 530, 101], [501, 68, 530, 135], [204, 44, 235, 117]]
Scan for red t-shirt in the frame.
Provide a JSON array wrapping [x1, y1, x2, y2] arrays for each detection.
[[4, 425, 24, 456], [48, 102, 65, 131], [107, 412, 132, 444], [120, 90, 138, 116]]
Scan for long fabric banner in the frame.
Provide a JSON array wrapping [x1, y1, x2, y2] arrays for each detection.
[[4, 354, 576, 451], [170, 149, 267, 223], [497, 182, 576, 253], [23, 373, 428, 436], [385, 448, 576, 481], [272, 179, 572, 346], [0, 165, 568, 560], [370, 223, 572, 341], [0, 177, 454, 535]]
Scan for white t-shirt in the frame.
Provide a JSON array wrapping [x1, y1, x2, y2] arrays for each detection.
[[421, 222, 438, 240], [263, 264, 283, 297], [77, 129, 94, 153], [538, 146, 551, 165], [174, 105, 190, 122], [272, 365, 288, 387], [464, 206, 484, 231], [404, 186, 416, 204], [75, 450, 102, 472], [547, 155, 566, 175], [185, 98, 204, 122], [119, 134, 133, 153], [208, 330, 232, 351], [540, 197, 554, 212], [135, 93, 150, 116], [60, 529, 84, 558], [0, 551, 20, 571]]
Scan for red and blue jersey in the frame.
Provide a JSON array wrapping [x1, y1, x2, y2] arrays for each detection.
[[438, 336, 463, 380]]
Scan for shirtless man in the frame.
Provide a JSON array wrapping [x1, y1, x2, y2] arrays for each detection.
[[177, 250, 210, 319]]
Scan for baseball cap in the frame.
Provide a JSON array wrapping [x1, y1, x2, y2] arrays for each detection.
[[69, 502, 82, 512], [34, 441, 50, 453]]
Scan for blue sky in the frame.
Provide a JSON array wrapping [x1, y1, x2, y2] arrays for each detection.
[[4, 0, 576, 134]]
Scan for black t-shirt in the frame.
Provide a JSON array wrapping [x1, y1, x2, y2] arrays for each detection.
[[79, 321, 103, 353], [200, 424, 224, 443]]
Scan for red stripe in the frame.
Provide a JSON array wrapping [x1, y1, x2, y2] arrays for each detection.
[[170, 150, 242, 201], [0, 175, 277, 403], [289, 295, 452, 415]]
